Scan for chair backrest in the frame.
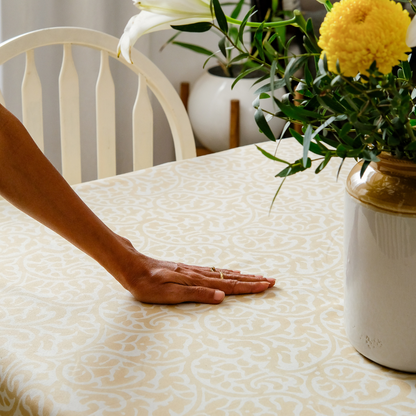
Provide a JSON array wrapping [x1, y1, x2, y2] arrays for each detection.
[[0, 27, 196, 184]]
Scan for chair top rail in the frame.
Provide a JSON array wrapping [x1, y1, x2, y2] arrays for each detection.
[[0, 27, 196, 160]]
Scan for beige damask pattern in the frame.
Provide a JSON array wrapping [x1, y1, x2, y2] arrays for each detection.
[[1, 141, 416, 415]]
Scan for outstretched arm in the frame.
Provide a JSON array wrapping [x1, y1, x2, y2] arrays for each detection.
[[0, 105, 274, 304]]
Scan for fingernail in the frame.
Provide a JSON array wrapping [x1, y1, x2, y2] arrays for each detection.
[[256, 282, 271, 292], [214, 290, 225, 302], [266, 278, 276, 285], [255, 274, 264, 278]]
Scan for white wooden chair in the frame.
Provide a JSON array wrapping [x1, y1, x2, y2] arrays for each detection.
[[0, 27, 196, 184]]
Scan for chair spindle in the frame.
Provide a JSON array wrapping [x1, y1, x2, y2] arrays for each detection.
[[59, 43, 82, 185], [22, 49, 44, 152], [96, 50, 116, 179], [132, 73, 153, 170]]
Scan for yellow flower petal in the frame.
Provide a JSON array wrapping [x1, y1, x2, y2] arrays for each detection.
[[318, 0, 411, 77]]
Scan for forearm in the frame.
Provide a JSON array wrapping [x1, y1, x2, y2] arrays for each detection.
[[0, 104, 135, 279], [0, 104, 274, 304]]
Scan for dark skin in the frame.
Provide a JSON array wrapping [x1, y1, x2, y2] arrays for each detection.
[[0, 104, 275, 304]]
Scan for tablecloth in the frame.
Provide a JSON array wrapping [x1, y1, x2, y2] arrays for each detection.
[[1, 140, 416, 416]]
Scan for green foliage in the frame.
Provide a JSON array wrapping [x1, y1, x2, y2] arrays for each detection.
[[169, 1, 294, 75], [171, 0, 416, 198]]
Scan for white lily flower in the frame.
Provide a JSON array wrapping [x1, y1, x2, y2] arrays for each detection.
[[118, 0, 213, 63], [407, 16, 416, 48], [134, 0, 211, 18]]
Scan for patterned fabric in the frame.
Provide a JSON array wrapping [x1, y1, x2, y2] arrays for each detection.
[[1, 141, 415, 415]]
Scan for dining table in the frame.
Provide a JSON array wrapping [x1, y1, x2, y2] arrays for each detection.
[[1, 139, 416, 416]]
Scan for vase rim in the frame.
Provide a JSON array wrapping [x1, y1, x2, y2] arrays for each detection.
[[346, 158, 416, 216], [377, 152, 416, 176]]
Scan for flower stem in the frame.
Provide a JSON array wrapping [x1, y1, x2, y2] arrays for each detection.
[[225, 10, 307, 33]]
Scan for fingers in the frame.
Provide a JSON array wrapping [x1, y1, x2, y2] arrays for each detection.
[[172, 269, 272, 296], [168, 286, 226, 304], [175, 263, 275, 287], [195, 276, 271, 295], [209, 271, 276, 287], [165, 278, 270, 304], [128, 258, 274, 305], [159, 273, 272, 304]]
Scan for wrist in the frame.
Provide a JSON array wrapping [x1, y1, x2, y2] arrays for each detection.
[[94, 231, 148, 290]]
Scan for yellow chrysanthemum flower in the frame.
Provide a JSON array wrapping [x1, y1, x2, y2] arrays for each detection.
[[318, 0, 412, 77]]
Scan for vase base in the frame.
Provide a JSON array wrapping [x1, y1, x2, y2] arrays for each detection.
[[344, 190, 416, 374], [348, 336, 416, 373]]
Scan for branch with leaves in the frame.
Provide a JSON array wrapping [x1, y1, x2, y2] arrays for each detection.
[[119, 0, 416, 205]]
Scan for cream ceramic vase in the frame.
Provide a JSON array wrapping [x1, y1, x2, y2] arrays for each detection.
[[188, 66, 286, 152], [344, 153, 416, 372]]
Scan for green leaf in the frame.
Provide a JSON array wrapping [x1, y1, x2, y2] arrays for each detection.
[[321, 136, 342, 149], [171, 22, 212, 33], [304, 18, 321, 53], [317, 95, 346, 114], [303, 124, 313, 167], [254, 78, 286, 95], [254, 23, 266, 61], [296, 81, 308, 92], [231, 66, 263, 89], [290, 128, 324, 156], [202, 53, 220, 69], [346, 147, 364, 157], [256, 146, 290, 164], [360, 160, 370, 178], [318, 54, 328, 74], [251, 73, 272, 87], [260, 93, 271, 99], [311, 116, 336, 140], [254, 108, 276, 141], [339, 122, 352, 138], [228, 26, 239, 44], [276, 158, 312, 177], [320, 0, 333, 12], [305, 65, 313, 87], [353, 121, 374, 134], [275, 99, 321, 122], [315, 152, 332, 174], [303, 35, 318, 55], [218, 36, 227, 58], [270, 59, 278, 102], [279, 121, 291, 141], [362, 149, 380, 162], [227, 53, 250, 66], [336, 59, 341, 75], [263, 41, 278, 59], [336, 144, 348, 158], [405, 141, 416, 151], [230, 0, 245, 19], [212, 0, 228, 33], [269, 177, 287, 212], [237, 6, 256, 45], [172, 41, 214, 56], [284, 56, 309, 93], [331, 75, 344, 87], [336, 158, 346, 181]]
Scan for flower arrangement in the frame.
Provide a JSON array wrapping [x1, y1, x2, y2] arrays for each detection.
[[118, 0, 303, 78], [119, 0, 416, 199]]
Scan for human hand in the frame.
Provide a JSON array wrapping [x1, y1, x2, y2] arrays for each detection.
[[115, 240, 275, 304]]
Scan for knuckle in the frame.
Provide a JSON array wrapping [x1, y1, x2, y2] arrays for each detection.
[[227, 278, 239, 294]]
